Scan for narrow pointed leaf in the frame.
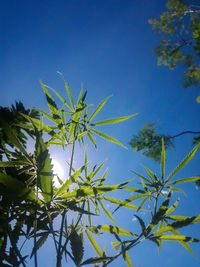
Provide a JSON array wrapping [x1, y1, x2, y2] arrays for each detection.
[[85, 230, 102, 256], [55, 165, 85, 197], [102, 196, 140, 211], [161, 138, 165, 182], [87, 225, 137, 236], [165, 198, 180, 216], [88, 96, 111, 122], [158, 235, 200, 242], [123, 250, 133, 267], [90, 128, 127, 148], [166, 143, 200, 183], [92, 114, 138, 126], [88, 131, 97, 148], [98, 199, 117, 225], [166, 176, 200, 186], [81, 256, 113, 266]]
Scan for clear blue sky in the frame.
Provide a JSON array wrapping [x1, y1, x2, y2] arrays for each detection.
[[1, 0, 200, 266]]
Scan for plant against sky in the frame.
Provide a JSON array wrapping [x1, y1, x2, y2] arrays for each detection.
[[129, 0, 200, 162], [149, 0, 200, 95], [0, 78, 200, 267]]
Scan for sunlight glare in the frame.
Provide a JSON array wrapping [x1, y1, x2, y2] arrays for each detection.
[[52, 159, 64, 187]]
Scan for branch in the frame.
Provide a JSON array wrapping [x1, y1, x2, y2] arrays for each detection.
[[170, 131, 200, 139]]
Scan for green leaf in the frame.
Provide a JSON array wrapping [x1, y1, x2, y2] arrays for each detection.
[[141, 165, 155, 183], [158, 235, 200, 242], [87, 225, 137, 237], [21, 114, 63, 141], [68, 104, 84, 141], [167, 215, 200, 226], [87, 131, 97, 148], [111, 241, 121, 251], [47, 85, 72, 111], [161, 137, 165, 182], [64, 79, 75, 110], [146, 191, 171, 234], [98, 199, 117, 225], [55, 165, 85, 197], [166, 176, 200, 186], [167, 187, 186, 195], [113, 193, 149, 213], [168, 226, 195, 257], [102, 196, 140, 211], [88, 96, 111, 122], [123, 250, 133, 267], [90, 128, 127, 148], [81, 256, 113, 266], [30, 234, 48, 258], [85, 230, 102, 256], [0, 173, 35, 200], [1, 120, 32, 163], [35, 130, 53, 203], [166, 143, 200, 183], [135, 215, 146, 235], [70, 229, 84, 266], [0, 161, 32, 167], [91, 114, 138, 126], [165, 198, 180, 216]]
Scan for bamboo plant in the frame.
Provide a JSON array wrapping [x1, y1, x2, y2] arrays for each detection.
[[0, 77, 200, 267]]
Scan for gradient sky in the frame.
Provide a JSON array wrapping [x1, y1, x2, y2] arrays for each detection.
[[1, 0, 200, 266]]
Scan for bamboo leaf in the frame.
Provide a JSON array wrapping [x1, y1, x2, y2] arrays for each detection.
[[87, 131, 97, 148], [47, 85, 72, 111], [146, 191, 171, 234], [64, 79, 75, 110], [102, 196, 140, 211], [123, 250, 133, 267], [158, 235, 200, 242], [111, 241, 121, 251], [161, 137, 165, 182], [134, 215, 146, 235], [90, 128, 127, 148], [167, 187, 186, 195], [165, 198, 180, 216], [166, 143, 200, 183], [81, 256, 113, 266], [91, 114, 138, 126], [166, 176, 200, 186], [85, 230, 102, 256], [168, 226, 195, 257], [88, 96, 111, 122], [55, 165, 85, 197], [87, 225, 137, 237], [0, 161, 32, 167], [113, 193, 149, 213], [98, 199, 117, 225]]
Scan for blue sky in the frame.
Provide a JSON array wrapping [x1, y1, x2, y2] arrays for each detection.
[[1, 0, 200, 266]]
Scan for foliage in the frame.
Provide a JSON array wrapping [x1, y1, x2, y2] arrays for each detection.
[[149, 0, 200, 101], [128, 123, 173, 162], [0, 77, 200, 267], [129, 123, 200, 162]]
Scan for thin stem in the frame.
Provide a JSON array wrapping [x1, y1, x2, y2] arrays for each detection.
[[34, 178, 38, 267], [47, 207, 58, 253], [56, 131, 77, 267], [154, 191, 158, 215], [170, 131, 200, 139]]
